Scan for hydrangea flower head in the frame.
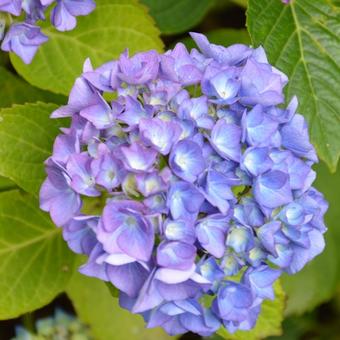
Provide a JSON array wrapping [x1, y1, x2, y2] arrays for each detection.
[[0, 0, 95, 63], [40, 33, 328, 336]]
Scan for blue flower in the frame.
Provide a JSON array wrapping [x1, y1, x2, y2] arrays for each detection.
[[41, 34, 328, 337], [99, 200, 154, 262], [167, 181, 204, 220], [1, 23, 48, 63], [210, 119, 242, 162], [40, 159, 81, 226], [157, 241, 196, 270], [169, 139, 205, 182], [281, 114, 318, 161], [163, 219, 196, 244], [140, 117, 182, 155], [202, 69, 240, 105], [254, 170, 293, 208], [196, 214, 230, 258], [51, 0, 95, 31]]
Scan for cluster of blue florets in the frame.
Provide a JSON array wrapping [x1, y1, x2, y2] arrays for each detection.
[[40, 33, 328, 336]]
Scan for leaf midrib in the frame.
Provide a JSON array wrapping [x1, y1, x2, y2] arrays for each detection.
[[0, 227, 59, 255]]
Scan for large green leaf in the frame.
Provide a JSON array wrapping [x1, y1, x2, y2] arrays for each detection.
[[282, 161, 340, 315], [217, 281, 285, 340], [0, 67, 65, 108], [0, 102, 63, 195], [0, 190, 75, 319], [10, 0, 163, 96], [247, 0, 340, 171], [179, 28, 250, 50], [67, 271, 173, 340], [141, 0, 214, 34]]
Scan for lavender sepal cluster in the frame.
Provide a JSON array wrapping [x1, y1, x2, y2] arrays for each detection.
[[40, 33, 328, 336], [0, 0, 95, 63]]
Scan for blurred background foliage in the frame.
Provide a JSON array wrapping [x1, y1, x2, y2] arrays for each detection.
[[0, 0, 339, 339]]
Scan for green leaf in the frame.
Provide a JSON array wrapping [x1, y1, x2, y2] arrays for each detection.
[[247, 0, 340, 171], [67, 271, 173, 340], [141, 0, 214, 34], [10, 0, 163, 96], [281, 161, 340, 315], [0, 50, 10, 67], [0, 176, 17, 192], [0, 102, 63, 195], [0, 66, 66, 108], [178, 28, 250, 50], [0, 190, 75, 319], [217, 281, 285, 340]]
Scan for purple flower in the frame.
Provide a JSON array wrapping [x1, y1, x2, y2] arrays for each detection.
[[0, 0, 95, 63], [281, 114, 318, 161], [83, 59, 120, 92], [66, 153, 100, 196], [136, 171, 168, 197], [1, 23, 48, 64], [120, 142, 157, 173], [51, 0, 95, 31], [0, 0, 22, 16], [63, 215, 98, 254], [226, 226, 255, 253], [41, 33, 328, 337], [196, 214, 230, 258], [118, 50, 159, 85], [212, 281, 259, 333], [167, 181, 204, 220], [40, 159, 81, 226], [41, 0, 55, 5], [243, 265, 281, 300], [118, 96, 152, 127], [157, 241, 196, 270], [190, 32, 251, 66], [99, 200, 154, 262], [140, 117, 182, 155], [234, 197, 264, 228], [202, 68, 240, 105], [200, 169, 234, 214], [161, 43, 202, 86], [79, 93, 113, 129], [210, 119, 242, 162], [169, 139, 205, 182], [91, 151, 124, 191], [178, 96, 214, 129], [242, 105, 280, 147], [163, 219, 196, 244], [254, 170, 293, 208], [22, 0, 46, 22], [241, 147, 273, 176], [240, 58, 286, 106]]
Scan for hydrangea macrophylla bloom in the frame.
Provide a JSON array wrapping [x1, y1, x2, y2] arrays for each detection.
[[0, 0, 95, 63], [40, 33, 328, 336], [1, 23, 48, 64], [51, 0, 95, 31]]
